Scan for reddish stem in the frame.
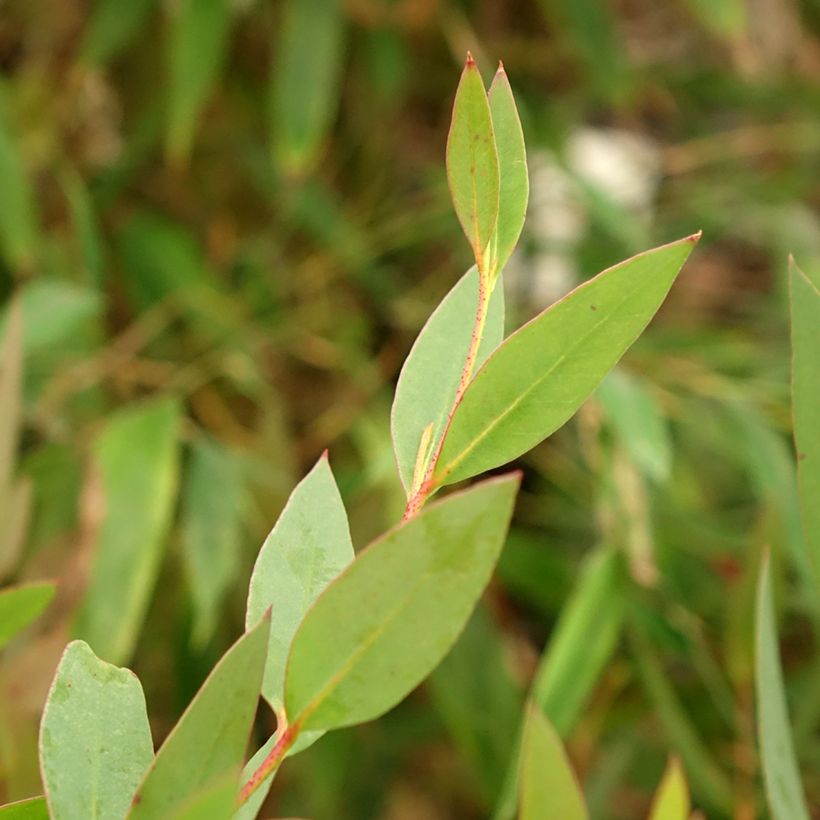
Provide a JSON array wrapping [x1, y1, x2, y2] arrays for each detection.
[[237, 721, 300, 807]]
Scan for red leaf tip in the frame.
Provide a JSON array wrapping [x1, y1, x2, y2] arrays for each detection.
[[496, 60, 506, 73], [465, 51, 476, 67], [686, 230, 703, 243]]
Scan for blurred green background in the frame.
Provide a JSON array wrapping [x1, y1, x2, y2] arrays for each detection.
[[1, 0, 820, 817]]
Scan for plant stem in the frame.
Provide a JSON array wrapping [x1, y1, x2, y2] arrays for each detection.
[[237, 721, 300, 807], [402, 269, 492, 520]]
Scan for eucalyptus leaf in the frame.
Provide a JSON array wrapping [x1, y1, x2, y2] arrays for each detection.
[[789, 260, 820, 583], [0, 582, 55, 651], [446, 54, 499, 267], [74, 397, 181, 664], [648, 758, 690, 820], [391, 266, 504, 494], [518, 702, 588, 820], [39, 641, 153, 820], [0, 797, 48, 819], [433, 235, 699, 488], [128, 612, 271, 818], [488, 65, 528, 277], [246, 453, 353, 715], [756, 554, 810, 820], [168, 774, 236, 820], [284, 473, 519, 732]]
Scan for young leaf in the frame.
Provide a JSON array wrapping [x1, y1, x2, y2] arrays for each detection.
[[0, 582, 55, 650], [246, 453, 353, 715], [128, 612, 271, 818], [532, 546, 624, 734], [0, 797, 48, 819], [39, 641, 153, 820], [74, 397, 181, 664], [648, 758, 690, 820], [487, 65, 528, 277], [271, 0, 345, 176], [446, 54, 500, 268], [166, 0, 233, 165], [518, 702, 588, 820], [391, 266, 505, 494], [755, 554, 810, 820], [789, 260, 820, 581], [182, 438, 245, 648], [433, 235, 699, 488], [284, 473, 520, 732]]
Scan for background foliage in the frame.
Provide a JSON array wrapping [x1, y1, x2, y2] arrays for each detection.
[[1, 0, 819, 816]]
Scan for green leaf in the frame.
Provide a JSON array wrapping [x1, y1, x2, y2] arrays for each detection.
[[0, 94, 38, 272], [518, 702, 588, 820], [0, 582, 55, 650], [0, 297, 22, 490], [74, 397, 181, 664], [391, 266, 505, 494], [39, 641, 153, 820], [755, 554, 810, 820], [433, 235, 699, 488], [429, 604, 523, 808], [790, 260, 820, 584], [284, 473, 520, 732], [648, 758, 690, 820], [271, 0, 345, 176], [168, 774, 237, 820], [532, 546, 624, 735], [182, 438, 245, 648], [62, 169, 105, 287], [166, 0, 233, 165], [247, 453, 353, 715], [597, 370, 672, 482], [81, 0, 158, 66], [446, 54, 500, 267], [0, 797, 48, 818], [487, 65, 528, 278], [128, 612, 271, 818]]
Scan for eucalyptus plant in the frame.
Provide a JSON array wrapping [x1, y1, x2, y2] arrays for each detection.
[[0, 54, 813, 820]]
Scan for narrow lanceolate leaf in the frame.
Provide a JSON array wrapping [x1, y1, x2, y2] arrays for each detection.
[[40, 641, 153, 820], [247, 454, 353, 715], [391, 266, 505, 494], [789, 260, 820, 582], [0, 582, 55, 650], [166, 0, 233, 165], [649, 758, 690, 820], [433, 235, 699, 488], [755, 554, 810, 820], [0, 797, 48, 818], [74, 397, 181, 664], [183, 438, 245, 648], [446, 54, 500, 268], [128, 613, 271, 819], [532, 546, 624, 735], [519, 702, 588, 820], [284, 473, 520, 732], [271, 0, 345, 176], [487, 65, 528, 278]]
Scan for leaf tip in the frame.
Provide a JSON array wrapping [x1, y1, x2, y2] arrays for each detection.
[[320, 448, 330, 462], [686, 230, 703, 244], [465, 51, 476, 68]]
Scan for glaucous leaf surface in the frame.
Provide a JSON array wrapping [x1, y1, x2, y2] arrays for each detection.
[[166, 0, 232, 164], [532, 546, 623, 735], [446, 55, 499, 265], [39, 641, 153, 820], [487, 66, 528, 278], [246, 453, 353, 714], [648, 758, 690, 820], [182, 438, 245, 648], [0, 797, 48, 819], [433, 235, 699, 488], [74, 397, 181, 664], [518, 702, 588, 820], [168, 774, 236, 820], [756, 554, 810, 820], [284, 473, 520, 732], [790, 260, 820, 582], [271, 0, 345, 176], [391, 266, 504, 493], [128, 612, 270, 819], [0, 582, 55, 650], [597, 369, 672, 482]]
